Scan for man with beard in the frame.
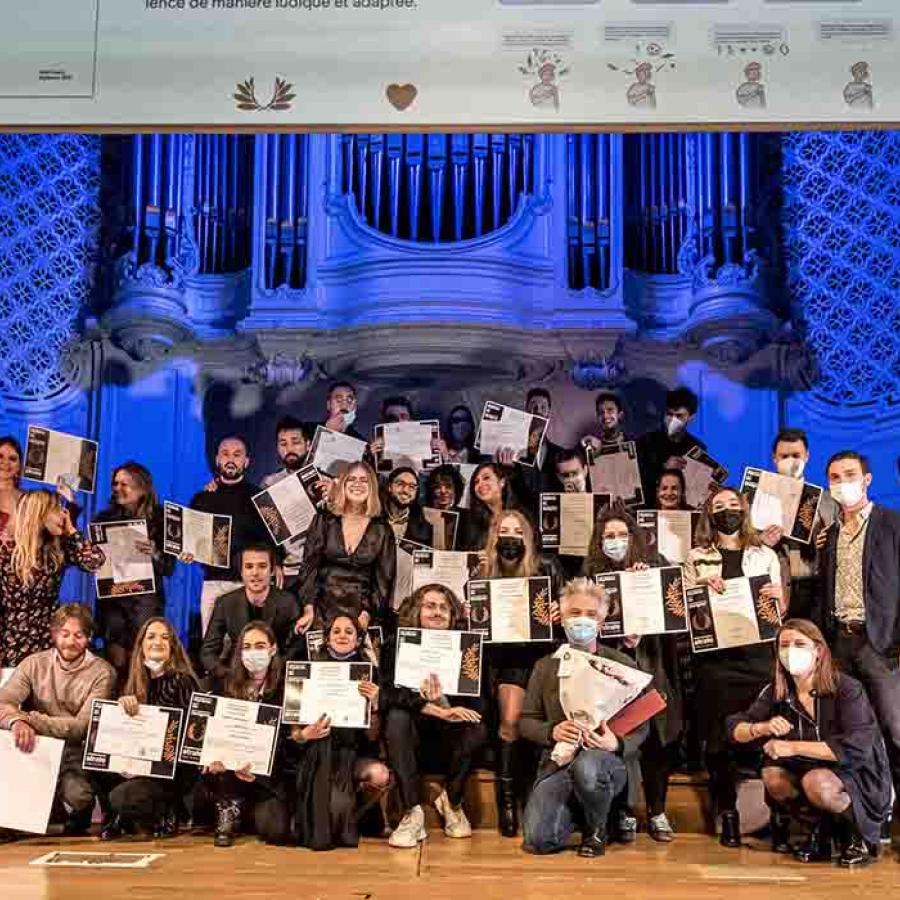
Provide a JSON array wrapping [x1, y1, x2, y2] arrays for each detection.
[[383, 466, 434, 545], [0, 604, 115, 835], [321, 381, 365, 440], [188, 435, 275, 635], [582, 392, 630, 452]]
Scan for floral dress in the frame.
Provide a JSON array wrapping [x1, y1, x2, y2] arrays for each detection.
[[0, 532, 105, 667]]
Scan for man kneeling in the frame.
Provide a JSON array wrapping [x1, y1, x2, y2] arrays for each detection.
[[520, 578, 649, 857]]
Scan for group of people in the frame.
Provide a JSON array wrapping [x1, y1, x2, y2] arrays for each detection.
[[0, 380, 897, 868]]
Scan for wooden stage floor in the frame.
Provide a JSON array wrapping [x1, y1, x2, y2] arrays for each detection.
[[3, 831, 900, 900]]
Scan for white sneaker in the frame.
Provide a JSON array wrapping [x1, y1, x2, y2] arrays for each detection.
[[389, 805, 427, 848], [434, 790, 472, 838]]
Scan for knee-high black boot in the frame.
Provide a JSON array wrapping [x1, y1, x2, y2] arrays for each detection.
[[496, 740, 519, 838]]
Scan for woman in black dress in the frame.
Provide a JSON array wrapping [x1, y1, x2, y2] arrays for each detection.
[[101, 617, 198, 839], [584, 505, 683, 843], [292, 612, 389, 850], [93, 462, 174, 678], [729, 618, 891, 868], [299, 462, 396, 631]]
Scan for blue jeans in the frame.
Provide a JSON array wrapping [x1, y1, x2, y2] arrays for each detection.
[[523, 749, 627, 853]]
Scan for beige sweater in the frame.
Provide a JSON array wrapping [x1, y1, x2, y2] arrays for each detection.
[[0, 649, 115, 743]]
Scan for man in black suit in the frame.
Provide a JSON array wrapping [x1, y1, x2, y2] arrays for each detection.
[[200, 543, 300, 677], [814, 450, 900, 820]]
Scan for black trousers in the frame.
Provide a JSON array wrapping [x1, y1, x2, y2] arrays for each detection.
[[212, 772, 291, 844], [640, 728, 674, 818], [384, 707, 487, 810], [108, 777, 178, 827]]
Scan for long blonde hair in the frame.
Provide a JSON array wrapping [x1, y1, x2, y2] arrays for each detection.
[[328, 462, 382, 518], [11, 490, 65, 586], [483, 508, 538, 577]]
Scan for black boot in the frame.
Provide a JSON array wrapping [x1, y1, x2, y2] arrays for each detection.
[[578, 826, 607, 858], [62, 807, 93, 837], [152, 809, 178, 839], [99, 814, 125, 842], [496, 741, 519, 838], [719, 810, 741, 848], [838, 820, 872, 869], [794, 817, 833, 863], [214, 800, 241, 848], [770, 810, 793, 854]]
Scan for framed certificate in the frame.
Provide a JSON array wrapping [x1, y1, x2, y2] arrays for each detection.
[[83, 699, 183, 780], [422, 507, 459, 551], [636, 510, 700, 565], [595, 566, 688, 638], [178, 693, 282, 777], [467, 576, 554, 643], [283, 661, 373, 728], [686, 576, 781, 653], [373, 420, 441, 473], [253, 464, 321, 546], [540, 493, 610, 557], [394, 628, 484, 697], [163, 502, 231, 569], [90, 519, 156, 599], [308, 426, 367, 477], [475, 401, 548, 467], [682, 446, 729, 509], [741, 467, 824, 545], [24, 425, 98, 493], [411, 548, 481, 600], [586, 442, 643, 506]]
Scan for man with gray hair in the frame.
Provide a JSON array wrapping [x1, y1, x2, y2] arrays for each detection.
[[520, 578, 650, 857]]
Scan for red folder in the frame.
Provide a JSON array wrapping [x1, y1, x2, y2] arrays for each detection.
[[608, 689, 667, 737]]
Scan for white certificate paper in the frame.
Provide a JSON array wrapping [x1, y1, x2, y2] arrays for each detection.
[[375, 420, 440, 472], [179, 693, 281, 777], [283, 661, 372, 728], [309, 427, 367, 477], [0, 731, 64, 834], [636, 510, 698, 565], [411, 549, 480, 600], [394, 628, 484, 697], [741, 467, 824, 545], [476, 401, 548, 467], [90, 519, 156, 599], [687, 576, 780, 653], [596, 566, 688, 638], [682, 447, 729, 510], [587, 442, 643, 505], [163, 502, 232, 569], [540, 493, 607, 557], [23, 425, 98, 493], [467, 576, 554, 643], [252, 464, 320, 546], [422, 507, 459, 551]]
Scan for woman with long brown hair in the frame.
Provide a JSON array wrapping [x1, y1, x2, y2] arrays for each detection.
[[298, 461, 396, 631], [0, 488, 104, 667], [92, 462, 174, 677], [683, 486, 787, 848], [0, 436, 22, 543], [729, 619, 891, 868], [101, 618, 198, 840]]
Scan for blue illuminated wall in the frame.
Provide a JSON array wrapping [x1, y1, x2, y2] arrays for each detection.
[[0, 130, 898, 642]]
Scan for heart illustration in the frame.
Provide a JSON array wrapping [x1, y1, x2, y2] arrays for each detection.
[[386, 83, 418, 111]]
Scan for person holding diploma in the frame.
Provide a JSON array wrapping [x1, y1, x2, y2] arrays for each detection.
[[582, 392, 630, 451], [382, 584, 487, 848], [459, 461, 528, 552], [584, 505, 682, 843], [93, 462, 174, 680], [0, 435, 23, 543], [425, 464, 465, 513], [655, 468, 690, 511], [383, 466, 434, 545], [206, 621, 292, 847], [298, 462, 396, 631], [520, 578, 650, 857], [684, 486, 787, 847], [0, 489, 104, 668], [291, 612, 389, 850], [729, 619, 890, 867], [101, 617, 199, 840], [0, 604, 115, 835], [479, 508, 562, 837]]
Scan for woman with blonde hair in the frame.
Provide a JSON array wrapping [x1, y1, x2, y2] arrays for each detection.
[[102, 618, 198, 840], [298, 461, 396, 632], [0, 488, 104, 667]]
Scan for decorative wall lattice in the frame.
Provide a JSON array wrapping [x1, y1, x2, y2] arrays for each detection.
[[0, 135, 100, 400], [781, 131, 900, 406]]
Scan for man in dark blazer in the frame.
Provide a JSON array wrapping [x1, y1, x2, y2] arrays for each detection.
[[814, 450, 900, 815], [200, 543, 299, 677]]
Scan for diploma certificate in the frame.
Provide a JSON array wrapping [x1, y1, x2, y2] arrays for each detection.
[[394, 628, 483, 697], [596, 566, 688, 638], [163, 502, 232, 569], [467, 576, 554, 643], [90, 519, 156, 599], [24, 425, 98, 493], [687, 576, 781, 652], [283, 661, 373, 728]]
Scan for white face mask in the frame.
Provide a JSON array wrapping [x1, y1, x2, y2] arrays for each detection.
[[830, 479, 865, 508], [779, 646, 816, 678], [242, 649, 272, 675], [144, 657, 166, 674], [776, 457, 806, 479], [665, 415, 686, 437], [342, 408, 357, 428], [602, 537, 629, 562]]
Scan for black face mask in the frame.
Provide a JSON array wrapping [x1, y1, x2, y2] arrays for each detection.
[[497, 536, 526, 562], [712, 509, 744, 535]]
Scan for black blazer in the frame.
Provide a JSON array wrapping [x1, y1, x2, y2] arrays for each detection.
[[200, 586, 299, 676], [814, 504, 900, 653]]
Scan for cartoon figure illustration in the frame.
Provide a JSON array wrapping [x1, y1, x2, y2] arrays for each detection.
[[519, 49, 568, 112], [736, 61, 766, 109], [843, 61, 874, 109], [627, 62, 656, 108]]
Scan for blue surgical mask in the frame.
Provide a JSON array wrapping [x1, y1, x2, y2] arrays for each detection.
[[602, 537, 629, 562], [563, 616, 599, 647]]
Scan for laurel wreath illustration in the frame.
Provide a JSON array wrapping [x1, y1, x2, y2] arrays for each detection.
[[756, 594, 781, 626], [664, 577, 686, 619], [797, 497, 816, 531], [260, 506, 281, 532], [531, 587, 552, 627], [234, 77, 296, 112], [461, 644, 481, 681], [212, 524, 230, 561]]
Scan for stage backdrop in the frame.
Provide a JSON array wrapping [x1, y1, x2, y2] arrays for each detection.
[[0, 129, 897, 640], [0, 1, 897, 126]]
